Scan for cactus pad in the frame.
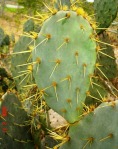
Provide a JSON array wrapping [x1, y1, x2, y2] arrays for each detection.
[[32, 10, 97, 123], [0, 93, 34, 148], [60, 100, 118, 149], [94, 0, 118, 34]]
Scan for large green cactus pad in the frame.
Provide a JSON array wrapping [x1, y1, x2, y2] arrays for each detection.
[[32, 10, 97, 123], [94, 0, 118, 34], [60, 100, 118, 149]]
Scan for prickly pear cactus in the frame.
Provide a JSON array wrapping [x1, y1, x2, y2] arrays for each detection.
[[60, 100, 118, 149], [32, 10, 97, 123], [0, 92, 34, 148], [94, 0, 118, 34]]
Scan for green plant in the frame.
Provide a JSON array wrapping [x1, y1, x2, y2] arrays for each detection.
[[0, 92, 34, 148], [94, 0, 118, 34], [9, 0, 118, 148], [60, 100, 118, 149], [32, 9, 97, 123]]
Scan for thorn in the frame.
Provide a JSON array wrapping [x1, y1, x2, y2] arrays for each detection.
[[11, 50, 31, 55], [99, 134, 113, 142], [8, 112, 15, 117], [56, 38, 70, 51], [86, 91, 103, 102], [95, 63, 108, 80], [13, 72, 29, 79], [93, 38, 116, 48], [34, 34, 51, 52], [96, 46, 114, 59], [49, 59, 61, 78], [57, 13, 70, 22], [19, 73, 29, 85], [76, 88, 80, 104], [43, 2, 53, 13], [52, 82, 58, 101], [80, 25, 86, 31], [83, 63, 87, 77], [75, 51, 79, 65], [83, 137, 94, 149], [66, 99, 72, 107], [60, 75, 71, 89], [89, 74, 94, 88]]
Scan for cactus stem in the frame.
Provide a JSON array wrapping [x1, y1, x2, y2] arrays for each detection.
[[75, 51, 79, 65], [99, 133, 113, 142], [83, 137, 94, 149], [86, 91, 103, 102], [83, 63, 87, 77]]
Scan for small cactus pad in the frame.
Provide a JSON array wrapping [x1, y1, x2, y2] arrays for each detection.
[[32, 10, 97, 123], [0, 93, 34, 148], [94, 0, 118, 34], [96, 32, 117, 79], [23, 19, 35, 33], [11, 36, 35, 92], [60, 100, 118, 149]]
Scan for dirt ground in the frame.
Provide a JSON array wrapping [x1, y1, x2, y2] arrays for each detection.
[[0, 11, 26, 41]]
